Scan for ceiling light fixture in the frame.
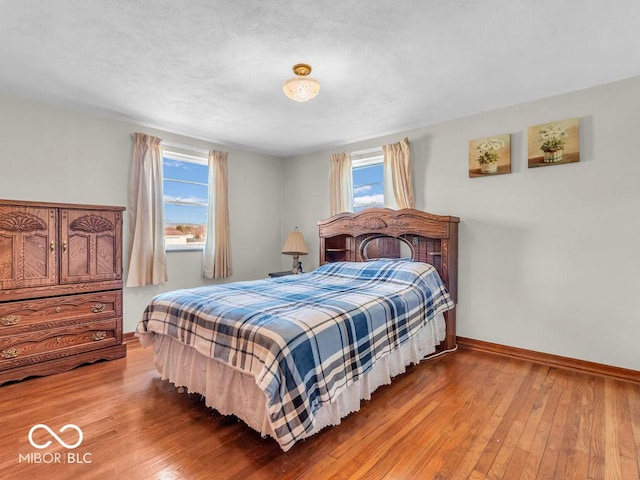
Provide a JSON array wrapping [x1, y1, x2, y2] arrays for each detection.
[[283, 63, 320, 102]]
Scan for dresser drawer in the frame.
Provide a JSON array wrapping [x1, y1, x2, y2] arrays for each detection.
[[0, 291, 121, 336], [0, 318, 120, 370]]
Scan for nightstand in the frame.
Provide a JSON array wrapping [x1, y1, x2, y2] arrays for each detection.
[[268, 271, 296, 278]]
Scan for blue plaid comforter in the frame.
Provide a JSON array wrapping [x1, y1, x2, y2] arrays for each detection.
[[136, 259, 454, 450]]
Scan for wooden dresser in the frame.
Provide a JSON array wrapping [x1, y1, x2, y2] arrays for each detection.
[[0, 199, 126, 384]]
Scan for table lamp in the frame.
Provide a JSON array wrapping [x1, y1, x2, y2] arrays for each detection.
[[282, 227, 308, 274]]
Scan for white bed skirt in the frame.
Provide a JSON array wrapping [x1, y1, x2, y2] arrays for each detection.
[[137, 312, 446, 448]]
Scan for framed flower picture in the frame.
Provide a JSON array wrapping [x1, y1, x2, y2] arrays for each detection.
[[468, 133, 511, 178], [528, 118, 580, 168]]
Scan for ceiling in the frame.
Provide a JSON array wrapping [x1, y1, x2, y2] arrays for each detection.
[[1, 1, 639, 157]]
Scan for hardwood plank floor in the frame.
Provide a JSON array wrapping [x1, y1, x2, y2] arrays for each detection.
[[0, 342, 638, 480]]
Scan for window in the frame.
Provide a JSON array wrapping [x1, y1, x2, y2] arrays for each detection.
[[351, 147, 384, 212], [162, 149, 209, 251]]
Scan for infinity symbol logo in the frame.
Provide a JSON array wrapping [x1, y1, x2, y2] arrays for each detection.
[[28, 424, 83, 450]]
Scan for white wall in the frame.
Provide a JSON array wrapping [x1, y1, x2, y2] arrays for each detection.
[[0, 93, 284, 333], [2, 76, 638, 371], [282, 76, 640, 371]]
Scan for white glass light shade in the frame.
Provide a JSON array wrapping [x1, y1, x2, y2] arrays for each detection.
[[283, 64, 320, 102], [283, 77, 320, 102]]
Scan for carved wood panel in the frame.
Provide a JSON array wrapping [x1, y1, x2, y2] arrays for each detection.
[[60, 209, 122, 284], [0, 206, 57, 289], [0, 235, 14, 283]]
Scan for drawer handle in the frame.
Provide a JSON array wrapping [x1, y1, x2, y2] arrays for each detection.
[[90, 303, 106, 313], [55, 307, 61, 313], [1, 315, 21, 326], [92, 331, 107, 341], [1, 348, 20, 359]]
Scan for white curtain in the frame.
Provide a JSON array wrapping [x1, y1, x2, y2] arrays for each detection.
[[203, 149, 232, 279], [383, 137, 415, 209], [329, 152, 353, 216], [126, 133, 168, 287]]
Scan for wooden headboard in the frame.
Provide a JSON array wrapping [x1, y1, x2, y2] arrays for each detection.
[[317, 208, 460, 351]]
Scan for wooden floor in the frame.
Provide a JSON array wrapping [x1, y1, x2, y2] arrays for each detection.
[[1, 342, 638, 480]]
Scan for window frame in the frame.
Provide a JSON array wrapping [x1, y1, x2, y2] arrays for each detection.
[[162, 149, 209, 252]]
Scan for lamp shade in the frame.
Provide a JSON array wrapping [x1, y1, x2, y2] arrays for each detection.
[[283, 64, 320, 102], [282, 229, 308, 255]]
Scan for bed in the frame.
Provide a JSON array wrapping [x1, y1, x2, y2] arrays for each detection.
[[136, 208, 459, 451]]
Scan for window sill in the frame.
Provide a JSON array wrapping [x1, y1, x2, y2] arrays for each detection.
[[165, 245, 204, 253]]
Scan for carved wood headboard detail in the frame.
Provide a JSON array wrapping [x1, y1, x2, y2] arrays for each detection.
[[318, 208, 460, 351]]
